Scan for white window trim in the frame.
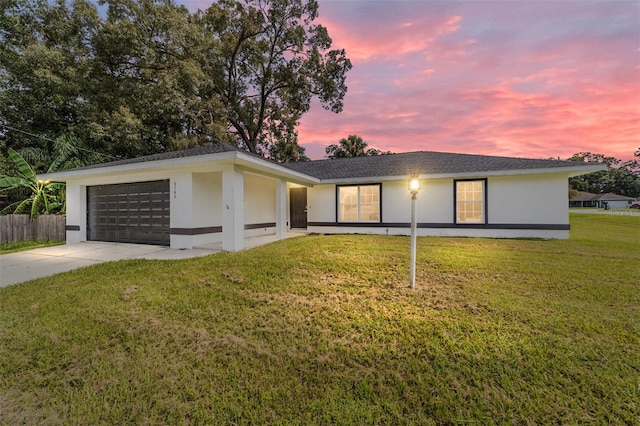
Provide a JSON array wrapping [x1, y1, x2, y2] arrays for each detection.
[[337, 184, 382, 223], [455, 179, 487, 224]]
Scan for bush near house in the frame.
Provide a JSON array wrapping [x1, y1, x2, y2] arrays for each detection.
[[0, 215, 638, 424]]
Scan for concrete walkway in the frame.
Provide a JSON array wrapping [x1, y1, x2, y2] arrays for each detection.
[[0, 232, 307, 288], [0, 242, 219, 288]]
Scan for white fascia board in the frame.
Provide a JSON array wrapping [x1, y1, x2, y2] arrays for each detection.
[[234, 152, 319, 186], [317, 163, 607, 184], [37, 149, 320, 186], [565, 163, 608, 177], [37, 151, 239, 182]]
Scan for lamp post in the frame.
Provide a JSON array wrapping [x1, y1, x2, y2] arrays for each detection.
[[408, 173, 421, 289]]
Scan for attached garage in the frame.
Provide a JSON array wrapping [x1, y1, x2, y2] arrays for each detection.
[[87, 180, 170, 246]]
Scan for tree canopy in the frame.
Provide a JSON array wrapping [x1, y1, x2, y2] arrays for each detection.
[[325, 134, 391, 159], [567, 150, 640, 198], [0, 0, 351, 165], [201, 0, 351, 157]]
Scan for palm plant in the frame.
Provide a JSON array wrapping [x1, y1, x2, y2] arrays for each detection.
[[0, 148, 65, 218], [325, 135, 390, 159], [19, 134, 104, 173]]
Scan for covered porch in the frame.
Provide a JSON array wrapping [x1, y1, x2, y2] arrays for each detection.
[[194, 230, 308, 252]]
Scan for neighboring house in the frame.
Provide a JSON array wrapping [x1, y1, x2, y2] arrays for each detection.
[[569, 191, 636, 209], [38, 144, 604, 251]]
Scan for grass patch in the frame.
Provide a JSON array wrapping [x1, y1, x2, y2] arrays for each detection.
[[0, 239, 63, 255], [0, 215, 638, 424]]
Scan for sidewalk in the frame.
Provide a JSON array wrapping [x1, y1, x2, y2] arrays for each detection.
[[0, 242, 218, 288], [0, 232, 307, 288]]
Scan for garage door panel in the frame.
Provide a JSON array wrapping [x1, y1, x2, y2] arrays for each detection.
[[87, 180, 170, 246]]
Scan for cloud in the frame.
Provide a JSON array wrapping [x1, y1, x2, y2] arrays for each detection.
[[297, 0, 639, 161], [316, 4, 465, 62], [175, 0, 639, 162]]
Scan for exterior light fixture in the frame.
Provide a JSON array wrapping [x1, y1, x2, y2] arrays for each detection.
[[408, 173, 420, 289], [409, 173, 421, 194]]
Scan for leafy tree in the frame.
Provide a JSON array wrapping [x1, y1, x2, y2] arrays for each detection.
[[87, 0, 230, 158], [568, 187, 579, 200], [268, 132, 309, 162], [0, 0, 99, 152], [200, 0, 352, 157], [567, 151, 640, 198], [1, 0, 351, 163], [325, 134, 390, 159], [0, 148, 65, 218]]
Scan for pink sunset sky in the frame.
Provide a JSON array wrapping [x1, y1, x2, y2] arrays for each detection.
[[180, 0, 640, 161]]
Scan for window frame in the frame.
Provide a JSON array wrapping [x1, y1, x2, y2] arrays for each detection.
[[336, 183, 382, 224], [454, 179, 488, 225]]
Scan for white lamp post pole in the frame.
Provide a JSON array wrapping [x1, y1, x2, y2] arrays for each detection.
[[410, 191, 417, 289], [408, 173, 420, 289]]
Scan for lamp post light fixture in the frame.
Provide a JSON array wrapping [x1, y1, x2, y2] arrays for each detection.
[[408, 173, 420, 289]]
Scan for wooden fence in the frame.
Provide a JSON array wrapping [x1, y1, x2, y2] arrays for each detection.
[[0, 215, 66, 244]]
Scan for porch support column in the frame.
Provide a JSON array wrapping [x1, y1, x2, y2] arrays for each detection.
[[275, 179, 287, 240], [222, 166, 244, 251], [170, 171, 194, 249]]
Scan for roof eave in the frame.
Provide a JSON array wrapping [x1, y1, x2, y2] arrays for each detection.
[[37, 150, 319, 185], [36, 151, 236, 181], [566, 163, 607, 177], [316, 164, 607, 184], [234, 153, 319, 185]]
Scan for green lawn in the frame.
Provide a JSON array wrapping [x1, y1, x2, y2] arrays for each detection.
[[1, 215, 638, 424], [0, 239, 63, 255]]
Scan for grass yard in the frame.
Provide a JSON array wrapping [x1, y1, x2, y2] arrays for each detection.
[[0, 215, 638, 424], [0, 239, 63, 255]]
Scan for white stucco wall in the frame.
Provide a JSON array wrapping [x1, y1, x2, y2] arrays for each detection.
[[488, 174, 568, 225], [192, 172, 221, 227], [307, 179, 456, 224], [305, 174, 571, 239], [382, 179, 453, 223], [244, 173, 277, 237], [306, 225, 567, 239], [65, 182, 86, 243], [171, 171, 194, 230], [306, 184, 335, 223], [186, 172, 223, 247]]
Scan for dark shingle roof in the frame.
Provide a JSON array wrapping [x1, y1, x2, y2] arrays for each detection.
[[68, 143, 242, 172], [55, 143, 598, 180], [281, 151, 594, 179], [571, 191, 635, 201]]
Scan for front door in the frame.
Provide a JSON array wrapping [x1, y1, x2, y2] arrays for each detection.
[[290, 187, 307, 229]]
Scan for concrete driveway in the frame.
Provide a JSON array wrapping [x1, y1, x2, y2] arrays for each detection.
[[0, 242, 219, 288]]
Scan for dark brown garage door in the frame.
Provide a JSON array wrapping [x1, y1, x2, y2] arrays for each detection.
[[87, 180, 170, 246]]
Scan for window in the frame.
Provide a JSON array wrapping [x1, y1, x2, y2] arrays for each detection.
[[337, 184, 381, 223], [456, 180, 486, 224]]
